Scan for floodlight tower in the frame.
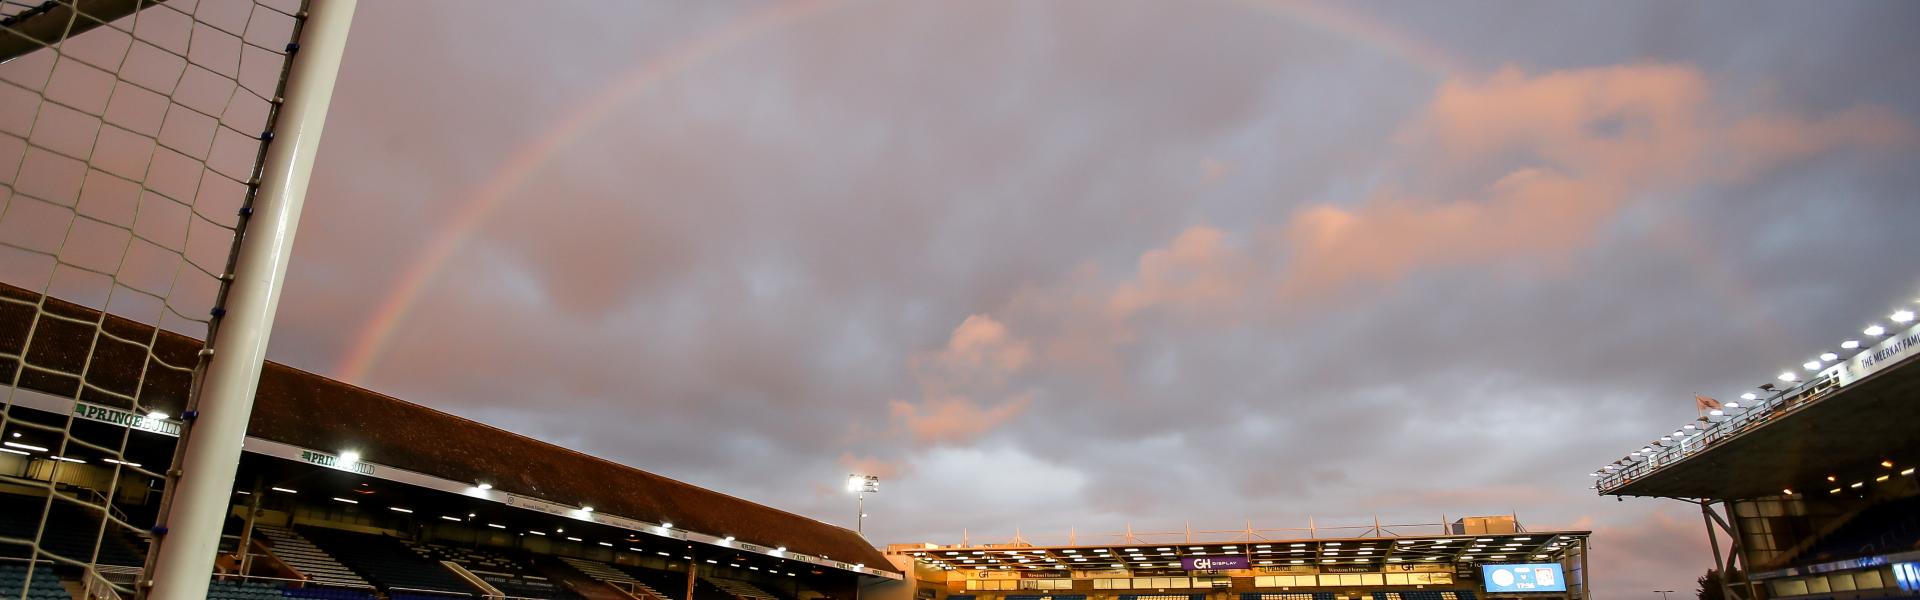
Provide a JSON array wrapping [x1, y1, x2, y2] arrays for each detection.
[[847, 474, 879, 534]]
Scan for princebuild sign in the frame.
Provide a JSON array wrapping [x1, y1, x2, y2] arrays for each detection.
[[1181, 556, 1250, 571]]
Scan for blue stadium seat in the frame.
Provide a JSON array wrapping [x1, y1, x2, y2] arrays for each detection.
[[0, 564, 71, 600]]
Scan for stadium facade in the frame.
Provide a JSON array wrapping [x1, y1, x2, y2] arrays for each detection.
[[2, 283, 905, 599], [1595, 300, 1920, 599], [881, 517, 1592, 600]]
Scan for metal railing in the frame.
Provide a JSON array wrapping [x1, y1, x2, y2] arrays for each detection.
[[1595, 369, 1844, 493]]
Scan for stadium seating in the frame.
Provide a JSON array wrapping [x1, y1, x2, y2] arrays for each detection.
[[256, 526, 374, 589], [0, 492, 147, 566], [405, 541, 581, 600], [709, 577, 790, 600], [209, 580, 293, 600], [615, 563, 735, 600], [1802, 494, 1920, 563], [281, 585, 380, 600], [0, 565, 68, 600], [1006, 595, 1084, 600], [299, 527, 476, 595]]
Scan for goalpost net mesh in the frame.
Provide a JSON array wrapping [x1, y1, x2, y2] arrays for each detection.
[[0, 0, 307, 596]]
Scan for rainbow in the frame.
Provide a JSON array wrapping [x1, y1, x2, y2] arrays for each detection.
[[335, 0, 1472, 383]]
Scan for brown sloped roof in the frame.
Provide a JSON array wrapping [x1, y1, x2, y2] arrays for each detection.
[[0, 282, 893, 572]]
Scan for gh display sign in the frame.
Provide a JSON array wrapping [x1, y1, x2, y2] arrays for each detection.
[[1181, 556, 1249, 571]]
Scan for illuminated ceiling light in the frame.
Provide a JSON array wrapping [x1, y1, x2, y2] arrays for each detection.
[[476, 483, 493, 490], [581, 506, 594, 512], [1883, 460, 1896, 468], [1290, 560, 1305, 564], [1850, 482, 1865, 488], [1778, 372, 1798, 382], [1893, 310, 1916, 323], [339, 450, 361, 464], [1820, 352, 1838, 361], [723, 536, 736, 543], [440, 516, 461, 522], [1327, 542, 1342, 547], [1740, 393, 1757, 401], [4, 441, 48, 452], [52, 456, 85, 463], [1842, 340, 1862, 349], [102, 458, 142, 467], [389, 507, 413, 514], [271, 487, 297, 494], [0, 448, 29, 456], [1803, 361, 1822, 370], [1781, 489, 1793, 495], [331, 497, 357, 504], [661, 522, 674, 529], [777, 547, 787, 552], [1290, 543, 1307, 548], [487, 523, 506, 529], [1865, 325, 1887, 336], [1828, 475, 1838, 481], [600, 542, 614, 547], [658, 552, 671, 556], [147, 411, 170, 420], [529, 531, 547, 536], [1900, 468, 1915, 476]]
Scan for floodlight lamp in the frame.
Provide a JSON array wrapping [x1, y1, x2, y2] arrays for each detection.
[[1778, 372, 1797, 382], [1819, 352, 1838, 361], [1866, 325, 1887, 336], [1740, 392, 1757, 401], [1893, 310, 1915, 323], [1803, 361, 1822, 370], [1842, 340, 1861, 349], [148, 411, 170, 420]]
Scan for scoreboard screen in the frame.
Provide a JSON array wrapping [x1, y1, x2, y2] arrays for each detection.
[[1481, 563, 1567, 592]]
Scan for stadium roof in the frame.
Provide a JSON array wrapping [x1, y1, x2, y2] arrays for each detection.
[[0, 283, 897, 576], [1596, 318, 1920, 500], [885, 531, 1590, 571]]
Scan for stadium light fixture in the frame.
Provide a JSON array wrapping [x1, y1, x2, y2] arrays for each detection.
[[528, 531, 546, 536], [600, 542, 614, 547], [339, 450, 361, 464], [331, 497, 357, 504], [581, 506, 593, 512], [389, 507, 413, 514], [1876, 475, 1890, 482], [476, 482, 493, 490], [51, 456, 85, 464], [487, 523, 506, 529], [147, 411, 170, 420], [723, 535, 736, 543], [1850, 482, 1864, 488], [661, 522, 674, 529], [1828, 475, 1838, 481], [1739, 393, 1757, 401], [1894, 310, 1916, 323], [1802, 360, 1822, 370], [1782, 489, 1793, 495], [1883, 460, 1896, 468], [4, 441, 47, 452], [566, 536, 582, 542], [1902, 468, 1915, 476], [1778, 372, 1798, 382], [0, 448, 28, 456], [1865, 325, 1887, 336], [776, 546, 787, 552], [1327, 542, 1343, 547], [440, 516, 461, 522], [1842, 340, 1862, 349], [102, 458, 142, 467], [271, 487, 297, 494], [1820, 352, 1838, 361]]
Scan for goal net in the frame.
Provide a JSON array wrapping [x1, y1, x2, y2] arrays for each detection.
[[0, 1, 347, 598]]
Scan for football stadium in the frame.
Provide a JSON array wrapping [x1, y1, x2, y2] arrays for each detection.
[[4, 1, 1919, 600], [1595, 305, 1920, 599], [2, 280, 1595, 599]]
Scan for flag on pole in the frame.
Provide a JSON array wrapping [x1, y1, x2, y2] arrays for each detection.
[[1695, 394, 1723, 415]]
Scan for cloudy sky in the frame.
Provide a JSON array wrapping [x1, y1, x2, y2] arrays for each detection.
[[257, 1, 1920, 595]]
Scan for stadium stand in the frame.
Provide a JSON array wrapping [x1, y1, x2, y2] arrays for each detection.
[[615, 564, 735, 600], [0, 564, 68, 600], [280, 584, 380, 600], [405, 541, 580, 599], [300, 528, 477, 596], [0, 492, 146, 566], [557, 556, 638, 589], [709, 577, 787, 600], [1797, 494, 1920, 564], [256, 526, 374, 589]]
